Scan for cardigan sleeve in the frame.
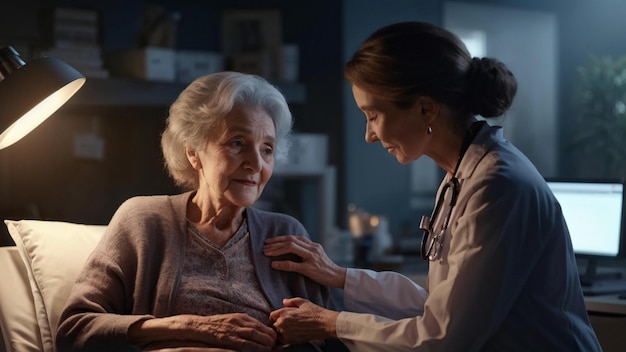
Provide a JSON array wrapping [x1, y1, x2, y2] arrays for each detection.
[[56, 195, 181, 352], [55, 216, 153, 351]]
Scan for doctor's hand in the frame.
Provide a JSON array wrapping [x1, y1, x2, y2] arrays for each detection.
[[269, 298, 339, 345], [263, 235, 347, 288]]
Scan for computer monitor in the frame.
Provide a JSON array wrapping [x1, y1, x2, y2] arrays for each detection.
[[546, 179, 626, 295]]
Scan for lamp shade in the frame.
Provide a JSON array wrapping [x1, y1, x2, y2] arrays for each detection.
[[0, 46, 86, 150]]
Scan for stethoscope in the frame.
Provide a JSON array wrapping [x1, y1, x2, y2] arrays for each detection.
[[420, 121, 485, 261]]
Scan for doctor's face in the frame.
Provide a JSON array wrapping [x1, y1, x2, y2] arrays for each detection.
[[352, 84, 427, 164]]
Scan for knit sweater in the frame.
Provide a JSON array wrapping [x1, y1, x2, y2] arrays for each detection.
[[55, 191, 343, 351]]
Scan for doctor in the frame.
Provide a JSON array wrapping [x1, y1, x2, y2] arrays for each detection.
[[263, 21, 602, 351]]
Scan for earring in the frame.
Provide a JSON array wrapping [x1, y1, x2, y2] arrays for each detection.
[[427, 126, 433, 135]]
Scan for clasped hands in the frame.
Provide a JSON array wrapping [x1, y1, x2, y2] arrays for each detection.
[[263, 235, 346, 345], [135, 235, 343, 351], [269, 297, 338, 346]]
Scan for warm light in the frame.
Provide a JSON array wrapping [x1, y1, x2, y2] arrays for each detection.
[[369, 215, 380, 228], [0, 79, 84, 149], [0, 46, 85, 150]]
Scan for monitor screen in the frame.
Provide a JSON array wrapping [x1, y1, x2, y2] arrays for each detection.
[[546, 180, 624, 257]]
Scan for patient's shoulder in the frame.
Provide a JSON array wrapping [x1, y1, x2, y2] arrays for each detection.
[[246, 207, 306, 233], [117, 194, 170, 214], [111, 193, 186, 226], [246, 206, 298, 222]]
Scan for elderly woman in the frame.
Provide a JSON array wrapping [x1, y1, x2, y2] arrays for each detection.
[[55, 72, 345, 352]]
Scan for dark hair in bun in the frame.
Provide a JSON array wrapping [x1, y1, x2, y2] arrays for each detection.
[[465, 57, 517, 118], [345, 21, 517, 122]]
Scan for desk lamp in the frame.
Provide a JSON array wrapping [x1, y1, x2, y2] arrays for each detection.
[[0, 46, 85, 150]]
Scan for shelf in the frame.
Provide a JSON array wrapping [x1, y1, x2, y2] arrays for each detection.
[[69, 78, 306, 107]]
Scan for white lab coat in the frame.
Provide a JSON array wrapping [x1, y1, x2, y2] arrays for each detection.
[[336, 124, 602, 351]]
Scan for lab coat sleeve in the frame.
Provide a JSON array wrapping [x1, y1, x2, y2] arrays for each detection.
[[343, 268, 427, 319], [336, 177, 543, 351]]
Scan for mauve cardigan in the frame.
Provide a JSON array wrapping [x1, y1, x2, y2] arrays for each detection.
[[56, 191, 343, 351]]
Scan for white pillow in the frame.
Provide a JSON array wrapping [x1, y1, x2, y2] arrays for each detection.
[[5, 220, 106, 352], [0, 246, 42, 352]]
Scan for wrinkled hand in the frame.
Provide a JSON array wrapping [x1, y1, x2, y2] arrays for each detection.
[[263, 235, 347, 288], [143, 345, 287, 352], [269, 298, 338, 345], [143, 344, 237, 351], [130, 313, 277, 352]]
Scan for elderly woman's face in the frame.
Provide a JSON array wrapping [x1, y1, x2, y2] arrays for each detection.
[[196, 105, 276, 207]]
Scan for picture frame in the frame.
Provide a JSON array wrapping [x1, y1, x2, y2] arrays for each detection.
[[222, 9, 282, 56]]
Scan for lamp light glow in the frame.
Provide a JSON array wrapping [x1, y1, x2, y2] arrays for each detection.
[[0, 46, 86, 150]]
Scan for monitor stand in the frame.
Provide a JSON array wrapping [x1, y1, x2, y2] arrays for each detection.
[[579, 258, 626, 295]]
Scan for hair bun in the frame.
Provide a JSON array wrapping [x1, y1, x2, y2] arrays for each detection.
[[465, 57, 517, 118]]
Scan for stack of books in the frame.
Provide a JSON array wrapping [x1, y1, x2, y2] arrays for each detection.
[[38, 7, 109, 79]]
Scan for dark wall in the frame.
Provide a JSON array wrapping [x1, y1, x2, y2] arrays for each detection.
[[0, 0, 343, 245], [341, 0, 626, 239], [2, 0, 625, 246], [458, 0, 626, 178], [342, 0, 443, 246]]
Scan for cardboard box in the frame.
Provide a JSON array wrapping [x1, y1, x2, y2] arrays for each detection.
[[106, 47, 176, 82], [176, 50, 224, 83]]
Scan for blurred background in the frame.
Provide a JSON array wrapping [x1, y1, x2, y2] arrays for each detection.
[[1, 0, 625, 264]]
